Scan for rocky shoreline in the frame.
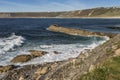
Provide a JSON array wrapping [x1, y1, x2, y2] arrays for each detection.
[[0, 25, 120, 80]]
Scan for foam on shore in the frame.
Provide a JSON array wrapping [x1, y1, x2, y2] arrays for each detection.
[[0, 33, 109, 66], [20, 36, 109, 66], [0, 33, 25, 54]]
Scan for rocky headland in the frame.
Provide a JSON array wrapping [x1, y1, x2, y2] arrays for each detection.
[[0, 25, 120, 80], [47, 24, 116, 38]]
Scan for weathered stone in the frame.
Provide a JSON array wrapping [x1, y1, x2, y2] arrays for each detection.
[[40, 67, 48, 74], [19, 76, 24, 80], [32, 66, 49, 80], [35, 67, 48, 75], [29, 50, 47, 58], [35, 75, 42, 80], [11, 55, 32, 63], [0, 65, 19, 74], [115, 48, 120, 56], [34, 68, 42, 74], [112, 45, 118, 50], [89, 65, 95, 72], [78, 53, 86, 60], [51, 63, 58, 69]]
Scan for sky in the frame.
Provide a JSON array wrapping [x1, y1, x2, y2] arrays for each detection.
[[0, 0, 120, 12]]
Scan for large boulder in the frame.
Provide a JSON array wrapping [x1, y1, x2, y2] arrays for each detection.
[[11, 50, 47, 63], [11, 55, 32, 63], [29, 50, 47, 58]]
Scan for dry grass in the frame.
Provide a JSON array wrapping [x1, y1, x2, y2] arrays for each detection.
[[79, 56, 120, 80]]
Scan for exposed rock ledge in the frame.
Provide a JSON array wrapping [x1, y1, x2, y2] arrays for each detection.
[[1, 26, 119, 80], [47, 25, 116, 38]]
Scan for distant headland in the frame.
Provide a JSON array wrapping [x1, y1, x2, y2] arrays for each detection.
[[0, 7, 120, 18]]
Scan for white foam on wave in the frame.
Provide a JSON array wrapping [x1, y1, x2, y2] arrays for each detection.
[[0, 33, 25, 54], [0, 35, 109, 66], [21, 36, 109, 66]]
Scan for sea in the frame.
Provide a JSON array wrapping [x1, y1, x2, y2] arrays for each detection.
[[0, 18, 120, 66]]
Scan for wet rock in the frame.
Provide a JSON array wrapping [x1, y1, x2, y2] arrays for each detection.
[[0, 65, 19, 74], [11, 55, 32, 63], [107, 26, 120, 30], [29, 50, 47, 58], [47, 25, 115, 38], [11, 50, 47, 63], [53, 51, 61, 54]]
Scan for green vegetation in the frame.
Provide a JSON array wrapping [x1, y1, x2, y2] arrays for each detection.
[[79, 56, 120, 80]]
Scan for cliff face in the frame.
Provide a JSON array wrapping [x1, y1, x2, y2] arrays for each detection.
[[0, 7, 120, 18]]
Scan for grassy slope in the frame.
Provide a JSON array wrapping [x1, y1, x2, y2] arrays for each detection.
[[0, 7, 120, 18], [79, 56, 120, 80]]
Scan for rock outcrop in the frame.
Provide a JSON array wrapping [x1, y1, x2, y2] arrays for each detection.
[[29, 50, 47, 58], [0, 65, 19, 74], [47, 25, 116, 38], [11, 50, 47, 63], [11, 54, 32, 63]]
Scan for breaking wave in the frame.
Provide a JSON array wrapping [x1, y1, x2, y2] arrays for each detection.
[[0, 33, 25, 54], [21, 36, 109, 65]]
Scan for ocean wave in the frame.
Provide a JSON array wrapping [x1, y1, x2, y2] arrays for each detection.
[[0, 35, 109, 66], [0, 33, 25, 54], [21, 36, 109, 65]]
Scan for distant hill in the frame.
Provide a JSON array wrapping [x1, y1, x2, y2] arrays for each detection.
[[0, 12, 64, 18], [0, 7, 120, 18]]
